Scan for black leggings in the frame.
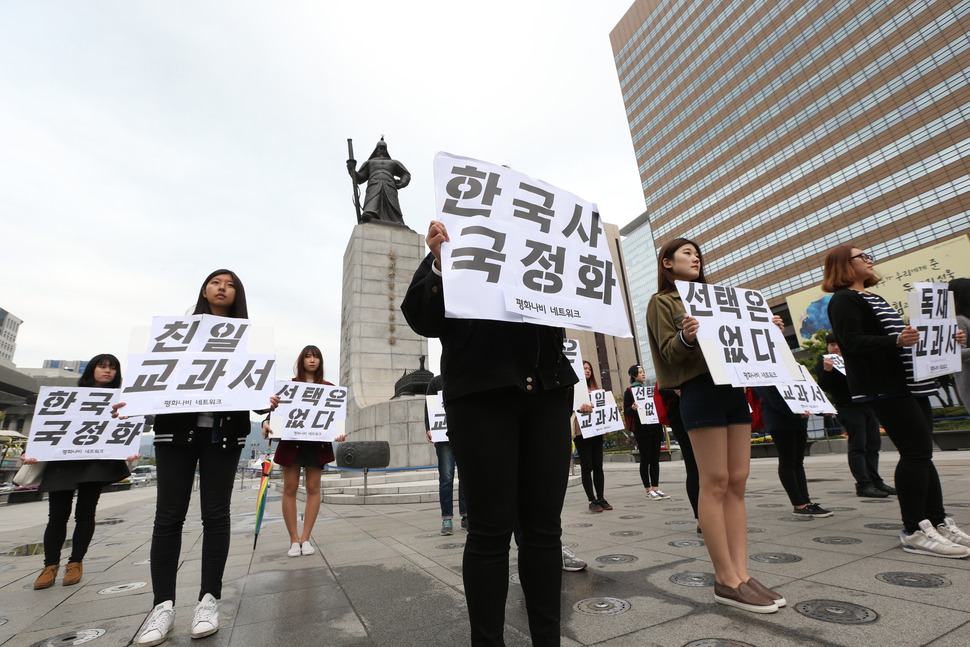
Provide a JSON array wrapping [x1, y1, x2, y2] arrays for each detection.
[[151, 441, 241, 605], [632, 426, 662, 487], [44, 482, 104, 566], [772, 428, 810, 507], [573, 433, 604, 502], [666, 393, 699, 518], [868, 396, 945, 534]]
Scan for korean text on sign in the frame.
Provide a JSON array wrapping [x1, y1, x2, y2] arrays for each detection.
[[776, 366, 837, 415], [631, 386, 659, 425], [433, 152, 631, 338], [907, 282, 961, 381], [272, 381, 348, 442], [576, 389, 625, 439], [562, 338, 590, 410], [426, 393, 448, 443], [27, 387, 143, 461], [121, 315, 276, 416]]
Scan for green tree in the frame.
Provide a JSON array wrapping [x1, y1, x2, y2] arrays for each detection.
[[798, 328, 830, 372]]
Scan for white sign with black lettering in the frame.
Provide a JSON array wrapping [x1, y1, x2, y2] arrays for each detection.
[[27, 387, 144, 461], [908, 282, 961, 381], [562, 338, 590, 410], [777, 365, 838, 415], [434, 152, 632, 338], [631, 386, 659, 425], [271, 381, 348, 442], [822, 354, 846, 375], [426, 393, 449, 443], [675, 281, 801, 386], [576, 389, 625, 439]]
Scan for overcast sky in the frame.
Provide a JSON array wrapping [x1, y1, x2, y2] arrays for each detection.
[[1, 1, 647, 379]]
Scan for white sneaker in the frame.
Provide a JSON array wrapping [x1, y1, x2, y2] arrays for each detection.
[[937, 517, 970, 548], [647, 490, 662, 500], [561, 546, 587, 572], [301, 541, 315, 556], [137, 601, 174, 647], [900, 519, 970, 558], [656, 489, 671, 499], [191, 593, 219, 639], [287, 542, 301, 557]]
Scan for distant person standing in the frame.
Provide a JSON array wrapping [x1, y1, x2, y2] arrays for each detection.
[[623, 365, 667, 500], [950, 278, 970, 408], [815, 333, 894, 498], [573, 361, 611, 512], [424, 373, 466, 536]]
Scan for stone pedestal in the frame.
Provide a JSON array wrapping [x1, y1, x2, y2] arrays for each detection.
[[339, 221, 435, 467]]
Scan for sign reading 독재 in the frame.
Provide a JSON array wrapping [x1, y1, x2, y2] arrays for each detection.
[[27, 387, 144, 461], [562, 338, 590, 410], [822, 354, 846, 375], [630, 386, 659, 425], [271, 381, 348, 442], [675, 281, 801, 387], [121, 315, 276, 416], [433, 152, 632, 338], [777, 365, 837, 415], [426, 393, 448, 443], [908, 282, 961, 381], [577, 389, 625, 439]]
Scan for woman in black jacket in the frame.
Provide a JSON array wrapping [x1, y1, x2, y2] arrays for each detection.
[[824, 245, 969, 559]]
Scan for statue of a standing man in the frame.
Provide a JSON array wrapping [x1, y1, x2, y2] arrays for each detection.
[[347, 137, 411, 225]]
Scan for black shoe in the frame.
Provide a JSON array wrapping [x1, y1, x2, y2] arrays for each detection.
[[875, 482, 897, 495], [793, 503, 833, 518], [598, 499, 613, 511], [588, 500, 603, 512], [857, 486, 889, 498]]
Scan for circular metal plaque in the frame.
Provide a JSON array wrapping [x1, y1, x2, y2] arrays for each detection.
[[572, 597, 631, 615], [860, 499, 892, 504], [669, 540, 705, 548], [751, 552, 802, 564], [98, 582, 147, 595], [813, 537, 862, 545], [684, 640, 755, 647], [745, 494, 763, 498], [828, 491, 855, 495], [794, 600, 877, 624], [0, 618, 7, 626], [827, 507, 856, 512], [665, 520, 696, 526], [747, 527, 765, 533], [509, 573, 521, 584], [562, 541, 578, 548], [435, 543, 465, 550], [865, 523, 903, 530], [133, 559, 151, 565], [756, 503, 784, 508], [779, 516, 813, 522], [947, 502, 970, 508], [626, 504, 646, 508], [619, 515, 644, 519], [94, 518, 124, 526], [610, 530, 642, 537], [30, 629, 106, 646], [669, 571, 715, 587], [595, 554, 638, 564], [415, 533, 440, 539], [664, 507, 688, 512], [876, 572, 950, 588], [567, 523, 593, 528]]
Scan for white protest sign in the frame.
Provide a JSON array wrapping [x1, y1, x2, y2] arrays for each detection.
[[908, 283, 961, 381], [562, 338, 590, 410], [121, 315, 276, 416], [577, 389, 625, 438], [675, 281, 801, 386], [271, 381, 348, 442], [26, 387, 144, 461], [434, 152, 632, 338], [631, 386, 660, 424], [823, 354, 846, 375], [426, 393, 449, 443], [777, 365, 838, 415]]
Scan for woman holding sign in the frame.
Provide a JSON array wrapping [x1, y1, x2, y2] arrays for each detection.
[[261, 345, 345, 557], [574, 360, 612, 512], [623, 364, 667, 500], [127, 270, 279, 647], [825, 246, 970, 559], [646, 238, 783, 614], [26, 354, 132, 590]]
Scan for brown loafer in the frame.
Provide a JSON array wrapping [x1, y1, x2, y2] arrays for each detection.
[[63, 562, 82, 586], [746, 577, 786, 607], [713, 580, 778, 613], [33, 565, 59, 590]]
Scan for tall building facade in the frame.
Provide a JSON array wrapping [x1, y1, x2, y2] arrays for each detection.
[[611, 0, 970, 312], [0, 309, 22, 363], [619, 211, 659, 383]]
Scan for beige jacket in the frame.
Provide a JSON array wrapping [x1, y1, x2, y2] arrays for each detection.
[[645, 291, 709, 389]]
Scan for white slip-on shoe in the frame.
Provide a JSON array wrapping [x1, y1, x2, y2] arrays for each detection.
[[137, 601, 175, 647], [301, 541, 315, 556], [287, 542, 301, 557], [191, 593, 219, 639]]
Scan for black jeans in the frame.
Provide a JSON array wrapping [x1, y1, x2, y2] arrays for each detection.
[[666, 393, 699, 518], [44, 482, 104, 566], [573, 433, 604, 502], [632, 426, 662, 487], [151, 441, 241, 605], [446, 386, 571, 647], [868, 396, 945, 534], [772, 428, 810, 507], [837, 405, 884, 488]]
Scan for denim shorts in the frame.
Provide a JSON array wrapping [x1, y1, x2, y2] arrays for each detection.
[[679, 373, 752, 432]]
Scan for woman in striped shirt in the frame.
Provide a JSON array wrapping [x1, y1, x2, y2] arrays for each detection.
[[824, 245, 969, 559]]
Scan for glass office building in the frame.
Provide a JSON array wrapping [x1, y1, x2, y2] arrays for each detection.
[[619, 211, 659, 383], [611, 0, 970, 308]]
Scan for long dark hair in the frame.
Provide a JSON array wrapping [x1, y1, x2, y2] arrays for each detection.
[[78, 354, 122, 388], [192, 269, 248, 318], [951, 278, 970, 319], [656, 237, 705, 293], [294, 345, 325, 384], [583, 360, 599, 391]]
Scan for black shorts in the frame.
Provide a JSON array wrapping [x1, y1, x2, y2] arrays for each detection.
[[679, 373, 751, 432]]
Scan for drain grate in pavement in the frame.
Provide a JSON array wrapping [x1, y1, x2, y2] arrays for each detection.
[[567, 523, 593, 528], [619, 515, 644, 519], [670, 571, 714, 587], [573, 597, 630, 615], [684, 640, 755, 647], [98, 582, 146, 595], [94, 518, 124, 526], [813, 537, 862, 545], [610, 530, 642, 537], [876, 572, 950, 588], [435, 543, 464, 550], [669, 540, 705, 548], [751, 552, 802, 564], [865, 523, 903, 530], [596, 554, 638, 564], [29, 629, 105, 646], [794, 600, 877, 624]]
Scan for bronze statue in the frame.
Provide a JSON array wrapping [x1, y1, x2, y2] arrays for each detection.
[[347, 137, 411, 225]]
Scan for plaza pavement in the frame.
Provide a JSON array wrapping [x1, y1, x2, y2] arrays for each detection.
[[2, 450, 970, 646]]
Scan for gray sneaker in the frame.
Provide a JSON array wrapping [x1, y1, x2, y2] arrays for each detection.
[[936, 517, 970, 548], [440, 519, 453, 536], [901, 520, 970, 558], [561, 546, 587, 572]]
